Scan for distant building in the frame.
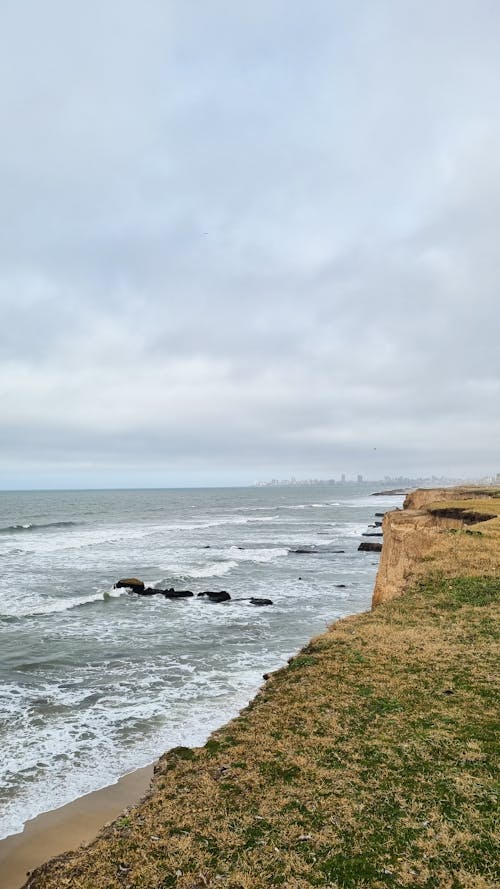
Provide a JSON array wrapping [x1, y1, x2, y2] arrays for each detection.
[[357, 474, 363, 483], [341, 473, 346, 482]]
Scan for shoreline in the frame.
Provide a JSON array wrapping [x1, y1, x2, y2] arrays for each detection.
[[0, 765, 154, 889], [6, 484, 499, 889]]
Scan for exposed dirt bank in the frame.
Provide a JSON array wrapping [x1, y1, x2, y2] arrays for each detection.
[[373, 486, 500, 606]]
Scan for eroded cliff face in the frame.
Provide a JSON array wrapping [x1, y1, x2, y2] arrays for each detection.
[[372, 486, 500, 607], [372, 509, 455, 606], [403, 485, 498, 511]]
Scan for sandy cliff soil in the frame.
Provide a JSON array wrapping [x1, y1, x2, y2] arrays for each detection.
[[373, 486, 500, 606]]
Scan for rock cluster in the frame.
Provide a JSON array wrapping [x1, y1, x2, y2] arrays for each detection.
[[114, 580, 273, 606]]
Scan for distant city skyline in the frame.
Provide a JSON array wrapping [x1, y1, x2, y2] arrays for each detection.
[[253, 472, 494, 488], [1, 469, 498, 493]]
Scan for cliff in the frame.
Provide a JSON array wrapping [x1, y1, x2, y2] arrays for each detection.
[[373, 485, 500, 606], [402, 484, 500, 510]]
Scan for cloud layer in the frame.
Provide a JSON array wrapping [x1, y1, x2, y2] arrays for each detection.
[[1, 1, 499, 486]]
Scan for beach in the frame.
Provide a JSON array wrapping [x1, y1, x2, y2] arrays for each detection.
[[0, 766, 153, 889]]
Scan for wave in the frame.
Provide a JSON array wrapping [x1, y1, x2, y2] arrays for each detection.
[[172, 547, 288, 580], [237, 503, 341, 512], [341, 523, 374, 538], [342, 495, 405, 508], [288, 544, 345, 554], [179, 515, 277, 530], [186, 561, 238, 578], [275, 502, 341, 510], [0, 521, 79, 535], [0, 587, 127, 619], [225, 546, 288, 564]]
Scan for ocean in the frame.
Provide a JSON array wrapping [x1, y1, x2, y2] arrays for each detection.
[[0, 484, 403, 840]]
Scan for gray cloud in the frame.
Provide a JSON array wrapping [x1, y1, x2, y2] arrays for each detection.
[[0, 1, 499, 486]]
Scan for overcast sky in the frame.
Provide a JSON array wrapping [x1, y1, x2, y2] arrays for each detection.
[[0, 1, 499, 488]]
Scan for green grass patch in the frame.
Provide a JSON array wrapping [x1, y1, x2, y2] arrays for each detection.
[[287, 654, 318, 670]]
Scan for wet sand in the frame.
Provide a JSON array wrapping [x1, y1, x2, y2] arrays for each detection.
[[0, 765, 154, 889]]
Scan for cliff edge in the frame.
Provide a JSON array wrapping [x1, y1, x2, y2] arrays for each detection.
[[373, 485, 500, 606]]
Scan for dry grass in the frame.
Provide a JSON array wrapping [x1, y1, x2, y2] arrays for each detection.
[[25, 568, 499, 889], [410, 497, 500, 583], [373, 492, 500, 608]]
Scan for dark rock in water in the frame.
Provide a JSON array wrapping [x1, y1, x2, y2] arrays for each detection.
[[358, 541, 383, 552], [375, 512, 385, 517], [115, 578, 145, 594], [203, 545, 211, 549], [162, 588, 193, 598], [126, 584, 194, 598], [288, 546, 345, 554], [362, 532, 383, 537], [335, 584, 347, 588], [250, 597, 273, 606], [197, 591, 231, 602]]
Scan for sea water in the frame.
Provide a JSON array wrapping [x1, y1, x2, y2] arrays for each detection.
[[0, 484, 403, 839]]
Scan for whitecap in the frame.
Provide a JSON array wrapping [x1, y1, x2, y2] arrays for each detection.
[[279, 502, 341, 510], [186, 561, 238, 578], [0, 587, 128, 619], [0, 521, 78, 535]]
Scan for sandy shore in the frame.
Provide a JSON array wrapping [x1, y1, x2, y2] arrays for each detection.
[[0, 765, 154, 889]]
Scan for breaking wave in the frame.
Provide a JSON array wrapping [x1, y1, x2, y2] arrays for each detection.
[[186, 561, 238, 578], [0, 587, 127, 619], [0, 521, 79, 535]]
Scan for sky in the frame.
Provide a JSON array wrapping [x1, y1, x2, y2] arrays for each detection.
[[0, 1, 499, 489]]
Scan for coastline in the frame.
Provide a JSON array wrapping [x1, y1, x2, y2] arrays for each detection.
[[8, 485, 500, 889], [0, 766, 153, 889], [0, 484, 383, 859]]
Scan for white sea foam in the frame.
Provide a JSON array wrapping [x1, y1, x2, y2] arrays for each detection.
[[0, 587, 127, 618], [280, 501, 341, 509], [0, 521, 78, 534], [342, 495, 405, 508], [177, 515, 278, 529], [186, 560, 238, 578], [0, 515, 280, 565], [0, 663, 270, 840], [306, 520, 368, 540]]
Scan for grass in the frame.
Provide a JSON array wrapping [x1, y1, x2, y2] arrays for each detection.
[[26, 568, 499, 889], [396, 496, 500, 587]]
